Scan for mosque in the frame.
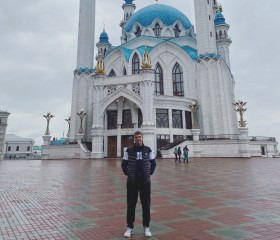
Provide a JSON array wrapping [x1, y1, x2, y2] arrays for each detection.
[[42, 0, 278, 159]]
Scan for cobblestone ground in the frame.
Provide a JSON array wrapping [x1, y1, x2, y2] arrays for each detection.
[[1, 158, 280, 239]]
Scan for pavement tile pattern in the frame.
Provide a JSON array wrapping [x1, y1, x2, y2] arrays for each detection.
[[1, 157, 280, 239]]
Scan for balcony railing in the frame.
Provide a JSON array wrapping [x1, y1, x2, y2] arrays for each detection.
[[249, 136, 276, 142], [199, 134, 240, 141]]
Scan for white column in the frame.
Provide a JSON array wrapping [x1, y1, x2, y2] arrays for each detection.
[[70, 0, 96, 142], [191, 129, 200, 141], [238, 127, 250, 158], [69, 74, 91, 142], [91, 76, 105, 159], [168, 108, 173, 142], [117, 125, 122, 157], [194, 0, 217, 54], [42, 135, 52, 145], [76, 0, 96, 69], [141, 70, 156, 153]]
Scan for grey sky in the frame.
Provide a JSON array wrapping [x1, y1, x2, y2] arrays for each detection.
[[0, 0, 279, 148]]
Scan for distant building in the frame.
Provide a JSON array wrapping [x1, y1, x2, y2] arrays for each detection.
[[0, 110, 10, 160], [33, 145, 42, 157], [4, 134, 34, 159]]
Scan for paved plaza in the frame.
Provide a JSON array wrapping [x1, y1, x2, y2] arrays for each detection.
[[1, 157, 280, 240]]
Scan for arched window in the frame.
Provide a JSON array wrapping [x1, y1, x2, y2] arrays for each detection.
[[109, 69, 116, 77], [172, 63, 184, 96], [132, 53, 140, 75], [8, 146, 11, 151], [155, 63, 164, 95], [135, 26, 142, 37], [16, 146, 19, 151], [219, 30, 223, 39], [173, 24, 181, 37], [123, 67, 127, 76], [27, 146, 30, 151], [153, 23, 162, 36]]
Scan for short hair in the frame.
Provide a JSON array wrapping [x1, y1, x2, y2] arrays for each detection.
[[134, 131, 143, 136]]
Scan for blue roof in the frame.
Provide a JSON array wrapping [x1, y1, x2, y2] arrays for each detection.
[[182, 46, 198, 60], [137, 45, 153, 56], [124, 0, 134, 4], [120, 47, 133, 62], [124, 4, 192, 32], [99, 31, 109, 43], [214, 12, 226, 25], [117, 43, 197, 62]]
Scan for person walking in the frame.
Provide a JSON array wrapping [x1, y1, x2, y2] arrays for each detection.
[[122, 131, 157, 238], [173, 147, 178, 162], [177, 146, 182, 162], [183, 145, 189, 163]]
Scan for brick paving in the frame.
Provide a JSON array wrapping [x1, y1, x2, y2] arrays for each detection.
[[1, 157, 280, 239]]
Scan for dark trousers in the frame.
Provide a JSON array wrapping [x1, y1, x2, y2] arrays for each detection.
[[127, 179, 151, 228]]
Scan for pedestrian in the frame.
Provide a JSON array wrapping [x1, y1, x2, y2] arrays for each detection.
[[177, 146, 182, 162], [183, 145, 189, 163], [122, 131, 157, 238], [173, 147, 178, 162]]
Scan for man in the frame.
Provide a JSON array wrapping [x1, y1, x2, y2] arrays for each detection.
[[122, 131, 156, 238]]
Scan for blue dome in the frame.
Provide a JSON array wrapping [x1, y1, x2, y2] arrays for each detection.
[[99, 31, 109, 43], [214, 12, 226, 25], [124, 4, 192, 32], [124, 0, 134, 4]]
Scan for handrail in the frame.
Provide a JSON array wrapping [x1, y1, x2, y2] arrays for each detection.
[[199, 134, 240, 141], [249, 136, 276, 142]]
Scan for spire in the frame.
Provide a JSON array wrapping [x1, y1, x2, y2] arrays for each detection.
[[96, 23, 111, 59], [214, 4, 232, 68], [120, 0, 136, 29]]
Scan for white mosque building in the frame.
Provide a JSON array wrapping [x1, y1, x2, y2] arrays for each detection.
[[42, 0, 278, 159]]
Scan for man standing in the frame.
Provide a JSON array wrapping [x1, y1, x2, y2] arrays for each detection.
[[122, 131, 156, 238]]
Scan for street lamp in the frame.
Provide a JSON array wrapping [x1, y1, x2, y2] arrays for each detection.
[[188, 102, 199, 129], [65, 116, 71, 137], [233, 100, 247, 127], [43, 112, 54, 135], [77, 109, 86, 134]]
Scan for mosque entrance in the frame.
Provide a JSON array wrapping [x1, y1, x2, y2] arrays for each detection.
[[121, 135, 134, 157], [108, 136, 117, 158]]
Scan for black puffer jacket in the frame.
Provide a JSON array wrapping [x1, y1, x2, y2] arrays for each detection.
[[122, 144, 156, 183]]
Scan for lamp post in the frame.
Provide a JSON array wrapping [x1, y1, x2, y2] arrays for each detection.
[[65, 116, 71, 137], [77, 109, 86, 134], [188, 102, 199, 129], [233, 100, 247, 127], [43, 112, 54, 135]]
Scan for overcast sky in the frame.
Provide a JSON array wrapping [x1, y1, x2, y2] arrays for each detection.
[[0, 0, 279, 148]]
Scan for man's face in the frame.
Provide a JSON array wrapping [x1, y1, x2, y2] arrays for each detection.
[[134, 134, 143, 147]]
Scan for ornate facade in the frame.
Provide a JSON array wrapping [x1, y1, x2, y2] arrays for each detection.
[[63, 0, 277, 159]]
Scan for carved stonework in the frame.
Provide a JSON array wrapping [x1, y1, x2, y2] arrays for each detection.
[[132, 83, 141, 95], [107, 85, 117, 95]]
